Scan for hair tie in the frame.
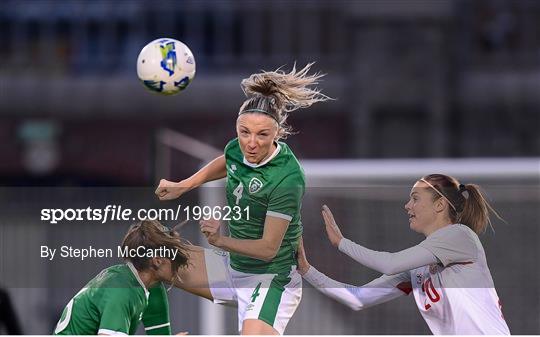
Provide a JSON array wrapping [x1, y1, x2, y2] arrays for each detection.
[[458, 183, 469, 200]]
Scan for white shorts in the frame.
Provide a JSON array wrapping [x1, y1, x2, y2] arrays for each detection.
[[204, 249, 302, 335], [204, 248, 237, 306]]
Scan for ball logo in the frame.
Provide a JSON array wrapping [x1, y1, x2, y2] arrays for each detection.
[[248, 177, 264, 194], [174, 76, 191, 90], [159, 41, 177, 76], [143, 80, 165, 93]]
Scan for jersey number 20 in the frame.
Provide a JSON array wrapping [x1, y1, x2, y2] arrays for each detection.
[[422, 278, 441, 310]]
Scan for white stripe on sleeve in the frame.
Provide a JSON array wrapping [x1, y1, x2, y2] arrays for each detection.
[[145, 322, 171, 331], [97, 329, 128, 335], [266, 211, 292, 221]]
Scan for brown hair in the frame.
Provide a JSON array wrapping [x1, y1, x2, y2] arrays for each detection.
[[121, 220, 190, 282], [239, 62, 331, 139], [420, 174, 503, 234]]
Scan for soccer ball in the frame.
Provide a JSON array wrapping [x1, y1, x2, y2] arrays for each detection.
[[136, 38, 196, 95]]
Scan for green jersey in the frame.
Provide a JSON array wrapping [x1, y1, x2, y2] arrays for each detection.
[[54, 263, 171, 335], [142, 285, 172, 335], [224, 139, 305, 274]]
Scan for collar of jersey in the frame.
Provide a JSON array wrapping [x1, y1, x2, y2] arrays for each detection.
[[243, 142, 281, 168], [127, 262, 150, 300]]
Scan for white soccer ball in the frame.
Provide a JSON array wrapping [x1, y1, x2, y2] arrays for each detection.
[[137, 38, 196, 95]]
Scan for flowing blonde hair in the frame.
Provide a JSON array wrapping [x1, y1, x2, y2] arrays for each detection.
[[239, 62, 332, 139]]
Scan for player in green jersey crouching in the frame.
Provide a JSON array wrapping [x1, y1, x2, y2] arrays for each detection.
[[156, 63, 330, 335], [54, 220, 190, 335]]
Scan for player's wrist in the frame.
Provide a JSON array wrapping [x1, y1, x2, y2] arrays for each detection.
[[210, 234, 225, 248], [337, 237, 346, 250], [297, 262, 311, 276], [180, 177, 197, 190], [330, 235, 343, 247]]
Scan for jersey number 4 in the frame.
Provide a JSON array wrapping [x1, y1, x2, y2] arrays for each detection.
[[233, 182, 243, 205], [251, 282, 262, 303]]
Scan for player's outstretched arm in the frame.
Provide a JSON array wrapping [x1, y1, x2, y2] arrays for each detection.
[[303, 266, 411, 311], [298, 236, 410, 311], [200, 215, 288, 262], [155, 155, 226, 200], [322, 204, 438, 275]]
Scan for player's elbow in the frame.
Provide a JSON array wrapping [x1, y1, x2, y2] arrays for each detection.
[[258, 243, 279, 262], [260, 256, 274, 262], [347, 298, 370, 311], [259, 250, 278, 262], [380, 264, 403, 276], [339, 300, 363, 311], [349, 304, 363, 311]]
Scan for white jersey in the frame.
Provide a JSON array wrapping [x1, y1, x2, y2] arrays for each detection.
[[412, 224, 509, 334], [304, 224, 510, 335]]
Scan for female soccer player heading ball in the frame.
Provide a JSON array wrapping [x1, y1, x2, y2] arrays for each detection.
[[299, 174, 510, 335], [156, 63, 330, 335]]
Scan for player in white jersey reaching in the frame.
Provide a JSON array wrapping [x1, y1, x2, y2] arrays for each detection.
[[299, 173, 510, 335], [155, 63, 330, 335]]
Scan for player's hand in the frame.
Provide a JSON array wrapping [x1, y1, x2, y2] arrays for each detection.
[[296, 237, 311, 276], [175, 332, 189, 335], [155, 179, 189, 201], [200, 218, 222, 247], [322, 204, 344, 247]]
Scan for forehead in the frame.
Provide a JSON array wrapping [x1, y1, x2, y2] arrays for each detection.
[[410, 181, 431, 195], [237, 113, 277, 130]]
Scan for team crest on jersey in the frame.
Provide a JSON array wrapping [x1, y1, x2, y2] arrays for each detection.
[[248, 177, 264, 194], [429, 264, 438, 274], [416, 273, 423, 285]]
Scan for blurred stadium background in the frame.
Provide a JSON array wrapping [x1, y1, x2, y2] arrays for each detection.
[[0, 0, 539, 335]]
